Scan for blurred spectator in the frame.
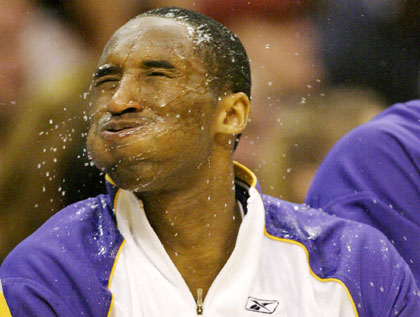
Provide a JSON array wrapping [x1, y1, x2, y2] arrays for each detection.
[[0, 0, 91, 149], [0, 1, 27, 126], [230, 14, 324, 171], [258, 87, 385, 202], [202, 0, 315, 23], [36, 0, 148, 55], [316, 0, 420, 103]]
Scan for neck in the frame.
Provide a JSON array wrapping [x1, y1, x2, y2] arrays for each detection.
[[136, 152, 242, 299]]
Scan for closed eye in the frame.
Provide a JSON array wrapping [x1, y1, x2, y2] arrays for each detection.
[[148, 71, 173, 77], [95, 78, 119, 87]]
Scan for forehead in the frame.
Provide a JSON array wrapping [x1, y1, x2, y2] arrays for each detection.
[[99, 16, 198, 65]]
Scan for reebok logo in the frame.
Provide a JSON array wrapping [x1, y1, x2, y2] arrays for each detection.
[[245, 296, 279, 314]]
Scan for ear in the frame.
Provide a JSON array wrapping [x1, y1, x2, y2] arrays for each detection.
[[213, 92, 250, 135]]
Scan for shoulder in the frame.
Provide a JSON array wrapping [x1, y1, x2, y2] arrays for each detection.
[[262, 195, 420, 315], [2, 195, 114, 271], [0, 194, 122, 316], [264, 194, 387, 250]]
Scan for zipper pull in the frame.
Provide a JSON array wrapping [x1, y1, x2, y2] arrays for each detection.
[[196, 288, 203, 315]]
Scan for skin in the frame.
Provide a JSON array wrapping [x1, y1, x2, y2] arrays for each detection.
[[87, 16, 250, 300]]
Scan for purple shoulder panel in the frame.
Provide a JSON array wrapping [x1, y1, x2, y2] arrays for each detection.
[[0, 193, 124, 316], [263, 194, 420, 316]]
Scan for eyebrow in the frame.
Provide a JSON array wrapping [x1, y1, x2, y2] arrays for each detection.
[[94, 64, 121, 79], [141, 60, 175, 69]]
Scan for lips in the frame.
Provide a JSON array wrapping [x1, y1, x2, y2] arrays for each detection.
[[102, 120, 141, 132], [99, 119, 146, 140]]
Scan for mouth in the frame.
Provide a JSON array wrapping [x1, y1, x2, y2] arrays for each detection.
[[99, 119, 146, 140]]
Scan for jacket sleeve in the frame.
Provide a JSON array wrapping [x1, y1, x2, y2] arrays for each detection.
[[1, 277, 73, 317], [378, 258, 420, 316], [305, 119, 420, 285]]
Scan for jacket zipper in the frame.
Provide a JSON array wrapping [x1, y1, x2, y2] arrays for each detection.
[[196, 288, 203, 315]]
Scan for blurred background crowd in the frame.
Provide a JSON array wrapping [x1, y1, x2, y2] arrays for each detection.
[[1, 0, 419, 262]]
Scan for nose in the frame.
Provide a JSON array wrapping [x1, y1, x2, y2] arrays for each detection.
[[108, 75, 142, 115]]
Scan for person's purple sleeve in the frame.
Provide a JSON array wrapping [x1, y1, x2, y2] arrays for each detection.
[[378, 256, 420, 316], [1, 278, 72, 316], [0, 194, 121, 317], [305, 101, 420, 286]]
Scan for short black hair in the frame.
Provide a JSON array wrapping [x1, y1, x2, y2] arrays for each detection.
[[135, 7, 250, 150], [136, 7, 251, 100]]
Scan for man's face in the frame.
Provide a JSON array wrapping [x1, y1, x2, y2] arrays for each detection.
[[87, 16, 218, 192]]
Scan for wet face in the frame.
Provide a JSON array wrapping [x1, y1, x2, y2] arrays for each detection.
[[87, 16, 218, 192]]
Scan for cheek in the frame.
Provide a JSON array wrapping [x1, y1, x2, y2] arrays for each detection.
[[159, 89, 215, 123], [168, 110, 215, 155], [168, 103, 214, 144], [92, 85, 115, 103], [86, 128, 105, 168], [86, 124, 119, 170]]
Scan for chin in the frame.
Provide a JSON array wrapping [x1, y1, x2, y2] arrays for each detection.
[[87, 133, 206, 192], [104, 159, 171, 192]]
